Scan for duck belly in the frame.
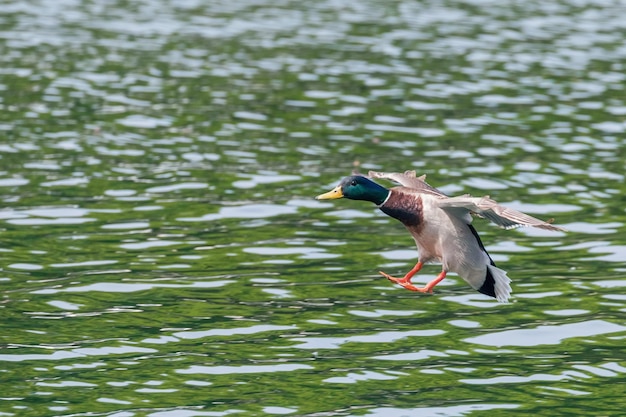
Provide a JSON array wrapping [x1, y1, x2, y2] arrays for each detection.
[[432, 217, 492, 290]]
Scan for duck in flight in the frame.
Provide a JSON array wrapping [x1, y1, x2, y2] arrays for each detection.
[[316, 170, 566, 302]]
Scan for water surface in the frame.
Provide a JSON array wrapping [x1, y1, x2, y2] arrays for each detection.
[[1, 0, 625, 416]]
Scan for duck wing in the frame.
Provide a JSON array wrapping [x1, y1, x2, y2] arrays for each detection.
[[437, 195, 566, 231], [368, 170, 447, 198]]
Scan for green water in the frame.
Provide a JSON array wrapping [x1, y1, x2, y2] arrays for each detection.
[[1, 0, 625, 416]]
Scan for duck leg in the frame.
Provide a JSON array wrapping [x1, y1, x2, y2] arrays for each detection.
[[380, 264, 447, 294], [379, 261, 423, 291], [418, 270, 447, 293]]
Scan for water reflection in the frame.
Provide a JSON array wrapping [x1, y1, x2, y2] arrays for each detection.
[[289, 329, 445, 350], [177, 364, 313, 375], [178, 204, 298, 221], [0, 346, 157, 362], [360, 404, 519, 417], [32, 280, 233, 294], [464, 320, 626, 347]]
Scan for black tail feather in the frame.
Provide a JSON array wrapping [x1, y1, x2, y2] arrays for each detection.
[[468, 224, 498, 299], [478, 267, 496, 298]]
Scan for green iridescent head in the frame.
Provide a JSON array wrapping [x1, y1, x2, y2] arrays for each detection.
[[316, 175, 390, 205]]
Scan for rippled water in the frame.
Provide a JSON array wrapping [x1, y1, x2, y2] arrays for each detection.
[[1, 0, 625, 416]]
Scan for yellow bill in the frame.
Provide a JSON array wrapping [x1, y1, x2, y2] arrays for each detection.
[[316, 185, 344, 200]]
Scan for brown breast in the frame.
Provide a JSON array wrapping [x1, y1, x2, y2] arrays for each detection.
[[379, 188, 423, 229]]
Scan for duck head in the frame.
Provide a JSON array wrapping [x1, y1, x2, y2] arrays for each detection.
[[316, 175, 390, 205]]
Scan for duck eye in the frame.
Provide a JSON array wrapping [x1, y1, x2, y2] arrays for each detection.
[[350, 180, 357, 186]]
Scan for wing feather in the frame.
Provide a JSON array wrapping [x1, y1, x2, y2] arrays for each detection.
[[438, 196, 566, 231], [368, 170, 446, 197]]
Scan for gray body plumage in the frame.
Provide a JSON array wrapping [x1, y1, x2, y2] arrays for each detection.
[[369, 170, 565, 302]]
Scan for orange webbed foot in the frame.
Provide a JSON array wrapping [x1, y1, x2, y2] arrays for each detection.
[[379, 267, 446, 294], [379, 271, 420, 292]]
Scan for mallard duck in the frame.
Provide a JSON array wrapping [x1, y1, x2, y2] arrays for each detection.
[[316, 170, 565, 302]]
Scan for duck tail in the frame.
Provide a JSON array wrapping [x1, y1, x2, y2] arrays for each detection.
[[478, 265, 512, 303]]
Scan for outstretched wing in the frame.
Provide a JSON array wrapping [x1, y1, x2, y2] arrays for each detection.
[[368, 170, 447, 197], [437, 195, 566, 231]]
